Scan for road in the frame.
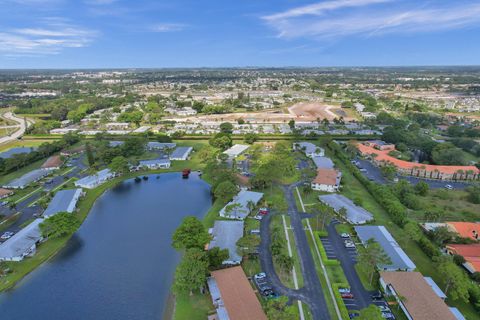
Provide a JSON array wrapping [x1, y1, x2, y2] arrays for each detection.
[[259, 185, 331, 320], [0, 112, 33, 145]]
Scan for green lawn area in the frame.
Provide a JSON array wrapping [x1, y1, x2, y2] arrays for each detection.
[[354, 265, 377, 291], [173, 292, 214, 320]]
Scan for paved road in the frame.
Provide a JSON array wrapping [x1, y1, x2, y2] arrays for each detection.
[[0, 112, 33, 145], [259, 185, 331, 320]]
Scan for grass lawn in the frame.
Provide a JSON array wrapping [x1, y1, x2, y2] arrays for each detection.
[[354, 265, 377, 291], [173, 292, 214, 320], [0, 139, 51, 152]]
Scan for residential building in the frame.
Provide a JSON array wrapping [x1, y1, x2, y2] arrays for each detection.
[[208, 220, 244, 265], [446, 244, 480, 273], [169, 146, 193, 161], [320, 194, 373, 224], [358, 143, 480, 181], [219, 190, 263, 220], [3, 168, 50, 189], [0, 219, 44, 261], [0, 188, 14, 199], [74, 169, 115, 189], [295, 142, 325, 157], [43, 188, 83, 218], [364, 140, 395, 151], [355, 226, 416, 271], [223, 144, 249, 159], [312, 156, 335, 169], [311, 168, 342, 192], [207, 266, 267, 320], [380, 271, 460, 320], [147, 142, 176, 150], [446, 222, 480, 241], [41, 155, 63, 170], [138, 159, 171, 169]]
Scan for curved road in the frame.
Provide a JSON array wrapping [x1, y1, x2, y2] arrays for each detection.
[[259, 184, 331, 320], [0, 112, 32, 145]]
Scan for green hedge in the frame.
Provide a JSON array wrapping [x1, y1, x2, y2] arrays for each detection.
[[313, 231, 340, 266], [332, 283, 353, 319]]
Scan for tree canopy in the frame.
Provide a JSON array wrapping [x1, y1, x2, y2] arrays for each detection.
[[172, 216, 210, 250]]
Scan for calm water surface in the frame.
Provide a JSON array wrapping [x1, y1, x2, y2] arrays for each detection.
[[0, 172, 211, 320]]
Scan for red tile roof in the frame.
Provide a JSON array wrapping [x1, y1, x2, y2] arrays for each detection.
[[357, 143, 480, 175], [446, 244, 480, 272], [447, 222, 480, 241], [312, 168, 340, 186], [0, 188, 14, 197], [41, 155, 63, 169]]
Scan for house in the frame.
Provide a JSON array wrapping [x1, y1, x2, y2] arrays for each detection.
[[0, 219, 44, 261], [364, 140, 395, 151], [0, 188, 14, 199], [41, 155, 63, 170], [169, 146, 193, 161], [43, 188, 83, 218], [146, 142, 176, 151], [138, 159, 171, 169], [208, 220, 244, 265], [219, 190, 263, 220], [445, 222, 480, 241], [74, 169, 115, 189], [3, 168, 50, 189], [445, 244, 480, 273], [207, 266, 267, 320], [355, 226, 416, 271], [295, 142, 325, 157], [320, 194, 373, 224], [312, 156, 335, 169], [311, 169, 342, 192], [357, 142, 480, 181], [380, 271, 460, 320], [223, 144, 249, 159]]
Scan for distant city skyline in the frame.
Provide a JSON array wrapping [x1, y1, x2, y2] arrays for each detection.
[[1, 0, 480, 68]]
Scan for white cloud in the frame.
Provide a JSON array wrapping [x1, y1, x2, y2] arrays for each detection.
[[0, 21, 98, 55], [150, 23, 186, 33], [263, 1, 480, 39]]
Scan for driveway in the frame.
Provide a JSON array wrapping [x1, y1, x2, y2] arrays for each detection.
[[259, 185, 331, 320]]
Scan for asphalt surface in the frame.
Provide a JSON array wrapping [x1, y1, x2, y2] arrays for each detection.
[[0, 154, 87, 236], [259, 184, 331, 320], [323, 220, 373, 310], [0, 112, 33, 145]]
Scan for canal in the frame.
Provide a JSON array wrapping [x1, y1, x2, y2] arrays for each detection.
[[0, 172, 212, 320]]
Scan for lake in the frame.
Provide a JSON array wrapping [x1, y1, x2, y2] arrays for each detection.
[[0, 172, 212, 320]]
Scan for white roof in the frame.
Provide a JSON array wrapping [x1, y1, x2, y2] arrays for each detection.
[[43, 189, 82, 218], [75, 169, 113, 187], [312, 156, 334, 169], [320, 194, 373, 224], [219, 190, 263, 220], [424, 277, 447, 299], [209, 220, 244, 264], [0, 219, 43, 260], [139, 159, 171, 166], [3, 168, 49, 188], [223, 144, 249, 158], [297, 142, 322, 154]]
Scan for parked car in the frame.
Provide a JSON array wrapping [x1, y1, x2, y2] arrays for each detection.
[[359, 168, 367, 172], [341, 292, 354, 299], [340, 233, 350, 238], [344, 240, 356, 248], [254, 273, 266, 280], [338, 287, 350, 293], [381, 312, 395, 319], [377, 305, 390, 312], [259, 208, 269, 215], [250, 229, 260, 235], [1, 231, 14, 240], [253, 215, 263, 220], [371, 291, 383, 300], [445, 184, 453, 190], [349, 312, 360, 319]]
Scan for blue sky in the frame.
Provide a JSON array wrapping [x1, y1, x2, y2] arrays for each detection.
[[1, 0, 480, 68]]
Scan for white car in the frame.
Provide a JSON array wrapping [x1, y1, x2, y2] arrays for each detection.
[[377, 305, 390, 312], [254, 273, 267, 280], [253, 215, 263, 220], [340, 233, 350, 238], [338, 287, 350, 293], [344, 240, 356, 248], [1, 232, 14, 240], [445, 184, 453, 190]]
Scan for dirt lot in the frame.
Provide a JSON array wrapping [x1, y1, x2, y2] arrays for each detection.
[[288, 102, 354, 121]]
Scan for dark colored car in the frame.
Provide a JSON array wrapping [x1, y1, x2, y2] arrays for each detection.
[[371, 291, 383, 300]]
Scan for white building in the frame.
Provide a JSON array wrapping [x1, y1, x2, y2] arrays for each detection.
[[138, 159, 171, 169], [311, 169, 342, 192], [0, 219, 44, 261], [208, 220, 244, 265], [170, 147, 193, 161], [43, 188, 83, 218], [223, 144, 249, 159], [295, 142, 325, 158], [74, 169, 115, 189], [219, 190, 263, 220]]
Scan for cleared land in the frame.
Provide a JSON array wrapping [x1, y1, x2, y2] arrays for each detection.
[[288, 102, 355, 121]]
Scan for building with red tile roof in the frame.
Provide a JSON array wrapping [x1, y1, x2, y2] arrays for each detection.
[[446, 222, 480, 241], [357, 142, 480, 181], [446, 244, 480, 273], [0, 188, 14, 199], [41, 155, 63, 170], [311, 168, 342, 192]]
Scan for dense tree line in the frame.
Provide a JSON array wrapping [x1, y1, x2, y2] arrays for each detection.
[[0, 133, 79, 175]]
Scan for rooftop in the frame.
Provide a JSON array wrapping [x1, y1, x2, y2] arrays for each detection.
[[446, 222, 480, 241], [312, 156, 335, 169], [210, 266, 267, 320], [312, 168, 340, 186], [0, 219, 43, 260], [320, 194, 373, 224], [355, 225, 416, 270], [357, 143, 480, 175], [209, 220, 244, 264], [43, 189, 82, 218], [223, 144, 249, 158], [219, 190, 263, 220], [380, 271, 457, 320], [446, 244, 480, 272], [41, 155, 63, 169], [75, 169, 113, 187], [3, 168, 49, 188], [170, 146, 193, 159]]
